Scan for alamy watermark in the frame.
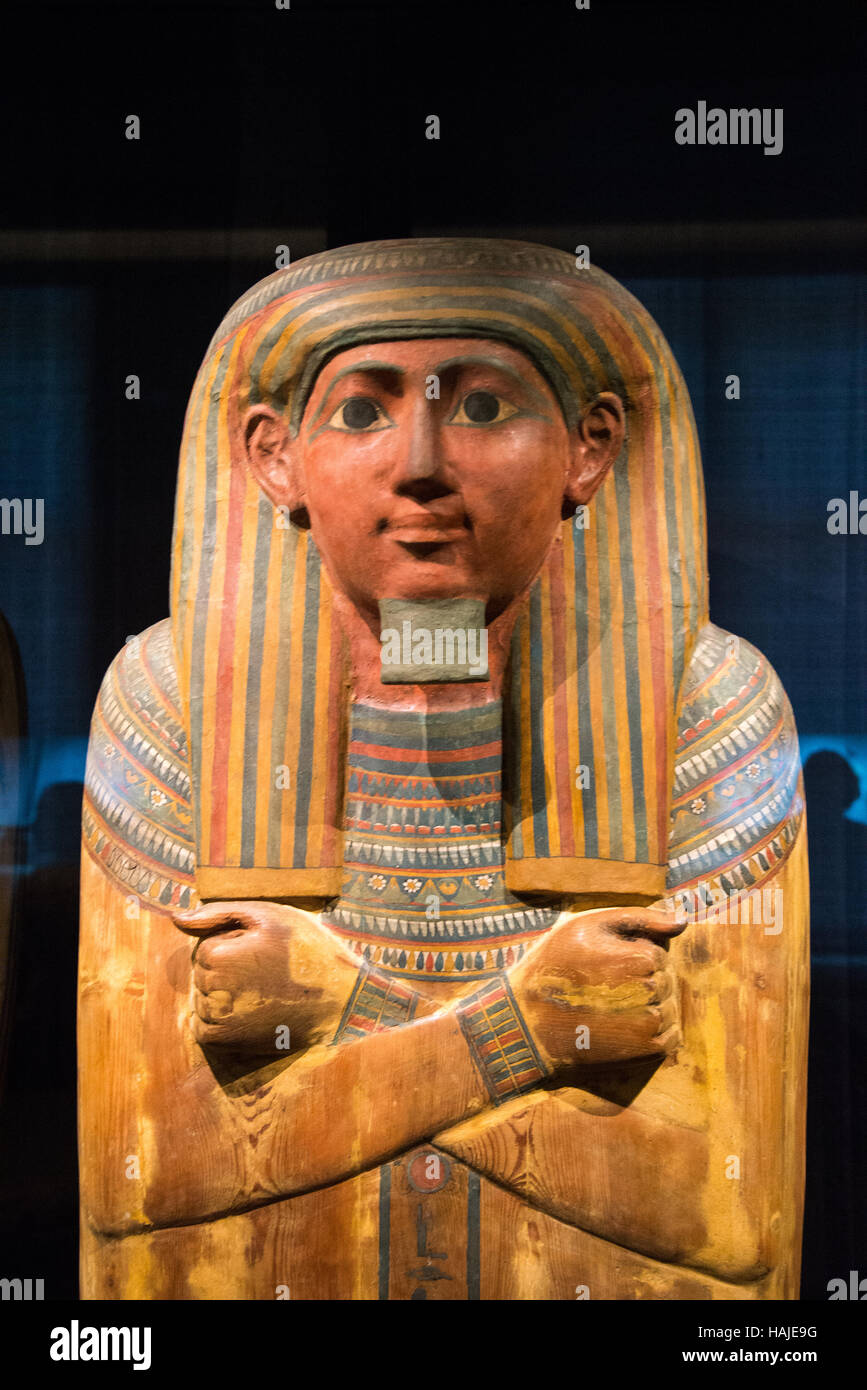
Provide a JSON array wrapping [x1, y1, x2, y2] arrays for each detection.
[[380, 620, 488, 678], [675, 102, 783, 157], [827, 1270, 867, 1299], [378, 599, 489, 683], [827, 491, 866, 534], [1, 1276, 44, 1300], [50, 1321, 151, 1370], [0, 498, 43, 545]]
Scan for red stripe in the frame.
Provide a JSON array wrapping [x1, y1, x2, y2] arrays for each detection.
[[207, 262, 603, 359], [671, 711, 784, 805], [587, 287, 670, 857], [349, 739, 502, 765], [319, 607, 346, 867], [209, 344, 248, 863]]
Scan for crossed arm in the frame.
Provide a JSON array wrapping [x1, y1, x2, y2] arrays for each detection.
[[78, 859, 788, 1283]]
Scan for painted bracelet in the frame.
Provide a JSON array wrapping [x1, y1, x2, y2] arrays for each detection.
[[333, 959, 420, 1044], [456, 976, 550, 1104]]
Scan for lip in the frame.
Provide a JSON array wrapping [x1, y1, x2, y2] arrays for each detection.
[[381, 508, 469, 543], [386, 524, 467, 543]]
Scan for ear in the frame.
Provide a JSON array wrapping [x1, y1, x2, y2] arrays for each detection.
[[562, 392, 626, 519], [242, 404, 310, 528]]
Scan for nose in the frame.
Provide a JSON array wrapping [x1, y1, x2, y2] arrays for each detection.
[[393, 397, 453, 502]]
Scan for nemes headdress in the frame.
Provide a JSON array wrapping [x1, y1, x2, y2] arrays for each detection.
[[170, 238, 708, 903]]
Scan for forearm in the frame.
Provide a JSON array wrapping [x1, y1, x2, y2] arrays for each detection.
[[435, 1076, 769, 1284], [253, 1010, 487, 1194], [210, 972, 555, 1216], [120, 968, 552, 1229]]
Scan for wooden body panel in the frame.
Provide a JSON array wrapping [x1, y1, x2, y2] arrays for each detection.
[[78, 828, 808, 1300], [81, 1172, 771, 1302]]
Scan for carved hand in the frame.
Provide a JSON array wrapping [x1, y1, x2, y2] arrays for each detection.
[[507, 906, 685, 1075], [173, 901, 361, 1055]]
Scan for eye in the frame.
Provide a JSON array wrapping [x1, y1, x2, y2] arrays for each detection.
[[449, 390, 521, 426], [325, 396, 391, 432]]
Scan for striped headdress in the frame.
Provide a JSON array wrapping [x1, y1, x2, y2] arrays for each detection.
[[170, 238, 708, 903]]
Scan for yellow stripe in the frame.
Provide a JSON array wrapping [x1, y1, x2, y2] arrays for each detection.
[[306, 570, 335, 866], [687, 408, 708, 621], [279, 530, 309, 865], [628, 367, 662, 859], [508, 857, 667, 897], [223, 471, 260, 864], [560, 300, 628, 863], [667, 347, 691, 643], [538, 562, 560, 857], [606, 296, 670, 862], [561, 523, 586, 858], [177, 344, 228, 861], [170, 372, 205, 648], [518, 609, 535, 857], [197, 865, 341, 901], [198, 333, 245, 863], [254, 513, 287, 867], [605, 449, 636, 862], [257, 284, 605, 405], [655, 341, 688, 829], [176, 351, 221, 701], [583, 500, 610, 858]]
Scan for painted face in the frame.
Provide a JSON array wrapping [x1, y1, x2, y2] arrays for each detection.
[[296, 338, 571, 621]]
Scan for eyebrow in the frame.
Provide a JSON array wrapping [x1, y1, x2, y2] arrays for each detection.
[[431, 354, 554, 415], [308, 361, 406, 429]]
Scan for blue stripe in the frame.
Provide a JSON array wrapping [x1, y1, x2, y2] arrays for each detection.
[[348, 751, 501, 777], [189, 348, 232, 852], [467, 1171, 481, 1299], [528, 584, 549, 857], [571, 520, 597, 858], [240, 496, 273, 865], [291, 543, 322, 864], [378, 1164, 391, 1300]]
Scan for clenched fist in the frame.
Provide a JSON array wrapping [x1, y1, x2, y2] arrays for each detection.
[[508, 905, 685, 1075], [173, 901, 361, 1055]]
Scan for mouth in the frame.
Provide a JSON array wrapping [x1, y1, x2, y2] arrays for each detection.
[[377, 507, 471, 549]]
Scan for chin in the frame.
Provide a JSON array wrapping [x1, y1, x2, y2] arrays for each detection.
[[385, 580, 480, 604], [378, 554, 484, 600]]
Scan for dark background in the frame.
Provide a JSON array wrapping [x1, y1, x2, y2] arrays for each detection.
[[0, 0, 863, 1300]]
